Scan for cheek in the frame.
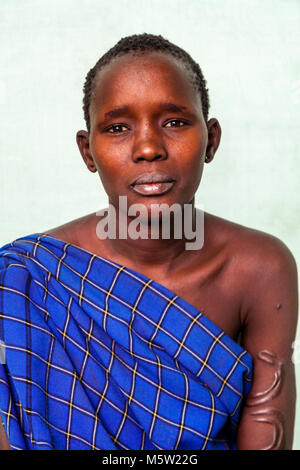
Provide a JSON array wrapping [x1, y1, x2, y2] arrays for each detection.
[[94, 159, 125, 179], [185, 162, 205, 199], [90, 140, 127, 182], [177, 125, 207, 159], [175, 133, 206, 183]]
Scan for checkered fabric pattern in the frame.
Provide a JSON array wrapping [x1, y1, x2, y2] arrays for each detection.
[[0, 233, 253, 450]]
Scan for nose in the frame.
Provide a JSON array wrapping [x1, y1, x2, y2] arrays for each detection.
[[132, 126, 168, 163]]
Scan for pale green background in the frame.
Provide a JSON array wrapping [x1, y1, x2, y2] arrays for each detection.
[[0, 0, 299, 449]]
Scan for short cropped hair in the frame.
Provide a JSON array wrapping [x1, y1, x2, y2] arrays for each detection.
[[82, 33, 210, 132]]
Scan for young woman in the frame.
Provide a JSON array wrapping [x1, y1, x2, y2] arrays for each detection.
[[0, 33, 298, 450]]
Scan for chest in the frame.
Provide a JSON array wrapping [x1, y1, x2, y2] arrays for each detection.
[[49, 228, 243, 345], [148, 263, 243, 345]]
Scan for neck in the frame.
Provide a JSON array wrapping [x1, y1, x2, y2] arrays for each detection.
[[95, 196, 200, 273]]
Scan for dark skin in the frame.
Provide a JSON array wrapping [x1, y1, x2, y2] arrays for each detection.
[[1, 52, 298, 450]]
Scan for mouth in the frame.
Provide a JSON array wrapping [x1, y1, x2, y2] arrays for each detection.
[[130, 172, 176, 196], [131, 181, 175, 196]]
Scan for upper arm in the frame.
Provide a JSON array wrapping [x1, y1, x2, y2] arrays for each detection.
[[0, 416, 10, 450], [237, 236, 298, 450]]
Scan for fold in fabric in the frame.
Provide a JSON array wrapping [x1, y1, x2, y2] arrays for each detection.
[[0, 233, 253, 450]]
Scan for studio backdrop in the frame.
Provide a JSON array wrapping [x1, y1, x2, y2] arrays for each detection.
[[0, 0, 299, 449]]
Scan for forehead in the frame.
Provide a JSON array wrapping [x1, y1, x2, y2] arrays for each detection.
[[90, 51, 202, 117]]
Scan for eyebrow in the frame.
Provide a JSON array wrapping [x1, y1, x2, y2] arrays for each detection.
[[103, 106, 130, 121], [102, 102, 191, 121], [158, 102, 189, 113]]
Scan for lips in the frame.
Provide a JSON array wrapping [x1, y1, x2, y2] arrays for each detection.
[[131, 173, 175, 185], [130, 173, 176, 196]]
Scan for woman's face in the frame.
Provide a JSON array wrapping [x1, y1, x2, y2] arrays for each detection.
[[77, 52, 221, 213]]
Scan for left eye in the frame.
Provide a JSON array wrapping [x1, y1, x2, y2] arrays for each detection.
[[106, 124, 128, 133], [164, 120, 186, 128]]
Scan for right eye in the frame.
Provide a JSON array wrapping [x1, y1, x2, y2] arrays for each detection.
[[105, 124, 129, 134]]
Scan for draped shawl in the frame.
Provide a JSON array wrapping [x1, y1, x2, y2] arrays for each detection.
[[0, 233, 253, 450]]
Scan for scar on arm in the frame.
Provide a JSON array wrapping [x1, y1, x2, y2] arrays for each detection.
[[248, 408, 285, 450], [246, 350, 285, 406], [245, 350, 286, 450]]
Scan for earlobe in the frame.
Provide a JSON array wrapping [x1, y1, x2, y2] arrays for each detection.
[[76, 130, 97, 173]]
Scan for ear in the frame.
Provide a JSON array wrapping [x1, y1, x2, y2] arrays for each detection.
[[76, 130, 97, 173], [205, 118, 222, 163]]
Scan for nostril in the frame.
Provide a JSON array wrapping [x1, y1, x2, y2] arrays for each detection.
[[135, 153, 165, 162], [132, 141, 168, 162]]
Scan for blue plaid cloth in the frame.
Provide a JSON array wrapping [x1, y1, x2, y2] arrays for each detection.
[[0, 233, 253, 450]]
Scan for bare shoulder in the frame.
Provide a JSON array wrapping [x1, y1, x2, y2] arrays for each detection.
[[205, 212, 298, 323], [205, 211, 297, 274], [43, 212, 97, 246]]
